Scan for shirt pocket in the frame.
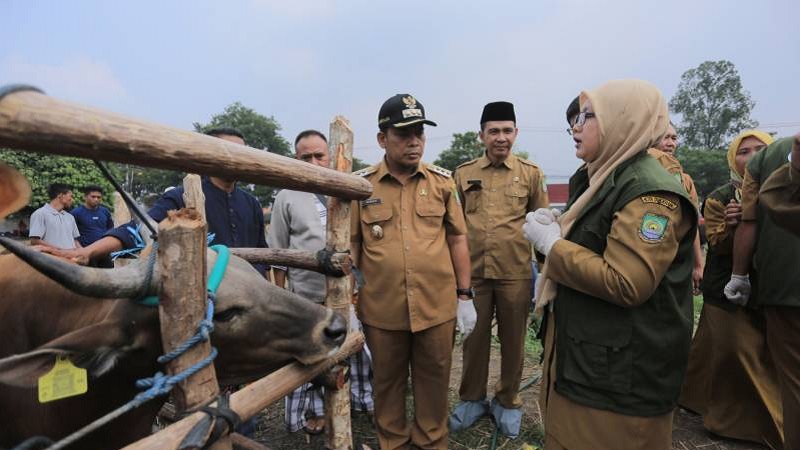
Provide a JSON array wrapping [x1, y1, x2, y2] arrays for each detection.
[[504, 183, 529, 214], [562, 313, 633, 394], [361, 206, 393, 246], [415, 202, 446, 240], [460, 179, 482, 215]]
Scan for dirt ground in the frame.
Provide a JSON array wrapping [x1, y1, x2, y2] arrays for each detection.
[[249, 332, 767, 450]]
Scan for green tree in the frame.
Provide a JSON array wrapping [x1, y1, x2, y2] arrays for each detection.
[[0, 149, 115, 212], [194, 102, 292, 205], [434, 132, 484, 171], [352, 157, 369, 171], [670, 60, 757, 150], [674, 147, 729, 199]]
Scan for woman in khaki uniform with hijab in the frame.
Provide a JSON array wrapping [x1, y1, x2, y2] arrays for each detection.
[[523, 79, 696, 450], [679, 129, 783, 448]]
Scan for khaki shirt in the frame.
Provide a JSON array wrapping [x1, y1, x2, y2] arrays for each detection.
[[351, 160, 467, 332], [454, 154, 549, 279], [547, 193, 692, 307]]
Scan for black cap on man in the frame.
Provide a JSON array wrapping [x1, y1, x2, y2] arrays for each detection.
[[378, 94, 437, 130], [480, 101, 516, 126]]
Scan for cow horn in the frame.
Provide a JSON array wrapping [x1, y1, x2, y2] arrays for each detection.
[[0, 236, 158, 298]]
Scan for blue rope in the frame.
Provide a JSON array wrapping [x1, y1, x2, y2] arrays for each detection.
[[157, 294, 215, 365], [110, 224, 147, 260], [44, 245, 231, 450]]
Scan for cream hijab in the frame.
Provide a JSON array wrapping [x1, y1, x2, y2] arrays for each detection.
[[727, 129, 774, 183], [534, 79, 670, 313]]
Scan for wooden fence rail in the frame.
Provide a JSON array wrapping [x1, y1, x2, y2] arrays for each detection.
[[0, 89, 371, 200], [120, 332, 364, 450]]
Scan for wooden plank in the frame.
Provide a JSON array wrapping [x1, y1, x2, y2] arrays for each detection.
[[230, 433, 271, 450], [0, 90, 372, 200], [229, 248, 351, 276], [157, 206, 231, 450], [120, 331, 364, 450], [324, 116, 355, 450]]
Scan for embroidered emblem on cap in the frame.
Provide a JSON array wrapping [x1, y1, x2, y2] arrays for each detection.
[[639, 213, 669, 243]]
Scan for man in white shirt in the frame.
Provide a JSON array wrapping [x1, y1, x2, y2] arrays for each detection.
[[29, 183, 81, 250]]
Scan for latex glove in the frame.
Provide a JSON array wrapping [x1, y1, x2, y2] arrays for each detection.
[[525, 208, 561, 227], [523, 210, 562, 256], [456, 298, 477, 339], [724, 274, 750, 306]]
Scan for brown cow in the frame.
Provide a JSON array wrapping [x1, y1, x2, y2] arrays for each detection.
[[0, 237, 347, 449]]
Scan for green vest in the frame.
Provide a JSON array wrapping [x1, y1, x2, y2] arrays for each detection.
[[748, 137, 800, 307], [553, 152, 697, 416], [700, 183, 759, 310]]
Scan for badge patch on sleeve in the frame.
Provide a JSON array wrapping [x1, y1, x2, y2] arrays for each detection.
[[639, 213, 669, 242]]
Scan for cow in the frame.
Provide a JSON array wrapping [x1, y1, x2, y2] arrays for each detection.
[[0, 228, 347, 449]]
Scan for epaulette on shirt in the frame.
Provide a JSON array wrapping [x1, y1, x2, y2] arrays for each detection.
[[353, 165, 378, 177], [456, 159, 479, 170], [519, 158, 540, 169], [427, 164, 452, 178]]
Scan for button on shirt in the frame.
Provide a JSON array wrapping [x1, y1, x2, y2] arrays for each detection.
[[455, 154, 549, 279], [107, 177, 269, 275], [351, 161, 467, 332]]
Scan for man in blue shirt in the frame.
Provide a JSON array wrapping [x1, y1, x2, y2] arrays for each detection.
[[62, 128, 270, 277], [70, 185, 115, 267]]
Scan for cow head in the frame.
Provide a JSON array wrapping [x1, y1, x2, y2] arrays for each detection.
[[0, 237, 347, 387]]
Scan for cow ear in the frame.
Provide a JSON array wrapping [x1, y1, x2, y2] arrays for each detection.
[[0, 321, 136, 388]]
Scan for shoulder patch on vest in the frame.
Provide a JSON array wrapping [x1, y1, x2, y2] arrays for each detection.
[[353, 165, 378, 177], [639, 213, 669, 243], [427, 164, 452, 178], [640, 195, 677, 210]]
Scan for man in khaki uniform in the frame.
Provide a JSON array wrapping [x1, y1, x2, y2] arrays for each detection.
[[350, 93, 474, 450], [450, 101, 549, 438]]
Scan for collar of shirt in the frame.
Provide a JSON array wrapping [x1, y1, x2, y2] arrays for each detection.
[[479, 152, 515, 169], [43, 203, 66, 215], [202, 176, 237, 195], [375, 157, 428, 183]]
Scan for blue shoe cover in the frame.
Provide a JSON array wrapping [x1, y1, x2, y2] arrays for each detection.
[[448, 399, 489, 431], [490, 398, 522, 439]]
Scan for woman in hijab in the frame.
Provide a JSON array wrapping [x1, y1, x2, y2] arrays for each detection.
[[679, 129, 783, 448], [523, 79, 697, 450]]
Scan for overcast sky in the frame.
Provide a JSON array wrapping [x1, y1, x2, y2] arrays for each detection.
[[4, 0, 799, 183]]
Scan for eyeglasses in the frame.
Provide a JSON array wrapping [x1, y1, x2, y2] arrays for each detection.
[[566, 112, 596, 135]]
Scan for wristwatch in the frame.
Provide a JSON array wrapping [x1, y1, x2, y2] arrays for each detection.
[[456, 287, 475, 299]]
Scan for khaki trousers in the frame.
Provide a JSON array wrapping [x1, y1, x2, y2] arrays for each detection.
[[765, 306, 800, 450], [458, 277, 530, 408], [681, 303, 783, 448], [364, 320, 455, 450]]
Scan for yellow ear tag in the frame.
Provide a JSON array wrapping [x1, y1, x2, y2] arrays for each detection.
[[38, 354, 88, 403]]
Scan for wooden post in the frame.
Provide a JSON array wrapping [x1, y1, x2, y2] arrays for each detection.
[[182, 174, 206, 222], [120, 332, 365, 450], [0, 90, 372, 200], [324, 116, 355, 450], [229, 248, 352, 276], [157, 205, 231, 450], [112, 192, 132, 267]]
